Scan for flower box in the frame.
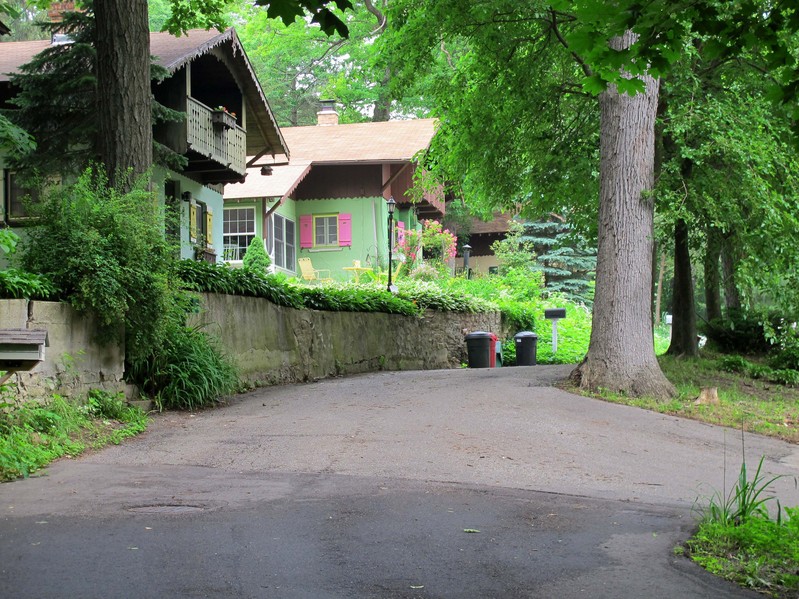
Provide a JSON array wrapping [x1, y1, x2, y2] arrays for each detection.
[[211, 109, 236, 130]]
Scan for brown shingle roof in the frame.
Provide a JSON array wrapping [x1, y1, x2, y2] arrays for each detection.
[[470, 213, 514, 235], [282, 118, 437, 163], [225, 118, 438, 200]]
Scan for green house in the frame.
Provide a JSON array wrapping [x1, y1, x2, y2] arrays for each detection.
[[223, 106, 446, 280]]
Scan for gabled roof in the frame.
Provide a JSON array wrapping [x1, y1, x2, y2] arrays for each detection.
[[281, 118, 437, 163], [224, 118, 438, 200], [0, 28, 287, 158]]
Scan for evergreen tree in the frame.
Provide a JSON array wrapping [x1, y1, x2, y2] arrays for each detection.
[[521, 219, 596, 306]]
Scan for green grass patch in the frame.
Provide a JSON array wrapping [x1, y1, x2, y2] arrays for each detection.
[[684, 458, 799, 598], [0, 389, 147, 481], [585, 353, 799, 443]]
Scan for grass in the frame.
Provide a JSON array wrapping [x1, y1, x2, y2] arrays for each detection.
[[682, 457, 799, 598], [586, 352, 799, 443], [0, 388, 147, 481]]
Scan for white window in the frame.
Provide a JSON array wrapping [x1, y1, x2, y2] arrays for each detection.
[[223, 207, 255, 261], [314, 214, 337, 247], [274, 214, 295, 271]]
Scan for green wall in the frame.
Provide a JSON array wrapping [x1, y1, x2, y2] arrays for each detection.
[[294, 196, 388, 280]]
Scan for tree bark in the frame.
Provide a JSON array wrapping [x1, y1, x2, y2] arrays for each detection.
[[95, 0, 152, 191], [721, 235, 742, 311], [654, 251, 666, 326], [570, 31, 675, 399], [667, 218, 698, 356], [704, 225, 722, 322]]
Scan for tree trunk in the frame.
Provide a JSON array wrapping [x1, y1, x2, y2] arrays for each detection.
[[721, 236, 741, 311], [372, 66, 391, 122], [704, 225, 722, 322], [95, 0, 152, 191], [654, 251, 666, 326], [667, 218, 698, 356], [570, 31, 675, 399]]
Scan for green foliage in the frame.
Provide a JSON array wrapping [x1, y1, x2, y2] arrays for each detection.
[[299, 284, 419, 315], [129, 323, 238, 411], [687, 457, 799, 596], [21, 169, 176, 365], [705, 310, 776, 355], [716, 355, 799, 388], [176, 259, 305, 308], [698, 456, 785, 527], [0, 384, 147, 481], [520, 219, 596, 305], [0, 230, 56, 299], [242, 236, 272, 273], [535, 301, 593, 365], [394, 280, 494, 314]]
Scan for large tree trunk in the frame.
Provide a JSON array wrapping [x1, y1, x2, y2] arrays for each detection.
[[704, 225, 722, 322], [94, 0, 152, 191], [721, 236, 741, 311], [667, 218, 698, 356], [570, 31, 675, 399]]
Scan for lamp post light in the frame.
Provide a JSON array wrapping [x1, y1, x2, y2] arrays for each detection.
[[462, 244, 472, 279], [386, 196, 396, 293]]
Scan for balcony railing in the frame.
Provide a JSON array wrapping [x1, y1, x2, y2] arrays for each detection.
[[186, 97, 247, 176]]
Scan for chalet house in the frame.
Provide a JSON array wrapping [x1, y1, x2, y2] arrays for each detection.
[[0, 28, 287, 262], [223, 102, 444, 278]]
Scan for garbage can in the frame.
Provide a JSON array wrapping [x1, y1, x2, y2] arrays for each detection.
[[465, 331, 492, 368], [490, 333, 500, 367], [514, 331, 538, 366]]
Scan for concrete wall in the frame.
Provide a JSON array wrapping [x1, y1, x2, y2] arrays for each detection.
[[1, 294, 503, 401], [191, 293, 503, 387], [0, 299, 126, 402]]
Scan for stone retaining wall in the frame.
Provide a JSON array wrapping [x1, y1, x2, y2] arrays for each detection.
[[0, 299, 126, 402], [191, 293, 504, 387], [1, 295, 504, 400]]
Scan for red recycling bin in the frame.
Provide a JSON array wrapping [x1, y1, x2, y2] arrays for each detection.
[[489, 333, 498, 368]]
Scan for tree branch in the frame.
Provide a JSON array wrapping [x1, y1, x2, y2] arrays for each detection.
[[549, 8, 592, 78], [363, 0, 386, 36]]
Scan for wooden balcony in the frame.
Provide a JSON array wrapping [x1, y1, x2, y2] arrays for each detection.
[[185, 97, 247, 183]]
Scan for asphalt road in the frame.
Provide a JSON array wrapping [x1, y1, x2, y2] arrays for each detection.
[[2, 365, 798, 598]]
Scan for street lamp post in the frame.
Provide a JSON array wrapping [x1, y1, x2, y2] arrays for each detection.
[[386, 196, 396, 293], [462, 244, 472, 279]]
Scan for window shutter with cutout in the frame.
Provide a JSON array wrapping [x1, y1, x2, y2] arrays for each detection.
[[338, 213, 352, 247], [299, 214, 313, 248]]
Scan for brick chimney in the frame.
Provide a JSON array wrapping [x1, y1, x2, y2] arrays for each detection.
[[317, 99, 339, 126], [47, 2, 76, 23]]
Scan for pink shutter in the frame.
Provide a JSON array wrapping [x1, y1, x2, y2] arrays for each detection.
[[397, 221, 405, 245], [338, 213, 352, 246], [300, 214, 313, 248]]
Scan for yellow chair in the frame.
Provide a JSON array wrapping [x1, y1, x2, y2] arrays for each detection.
[[298, 257, 332, 283]]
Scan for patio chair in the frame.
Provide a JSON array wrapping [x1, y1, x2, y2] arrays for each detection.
[[298, 257, 332, 283]]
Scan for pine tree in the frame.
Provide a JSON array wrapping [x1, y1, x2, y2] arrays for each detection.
[[520, 219, 596, 305]]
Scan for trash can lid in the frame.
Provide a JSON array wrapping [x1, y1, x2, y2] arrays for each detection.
[[465, 331, 492, 339], [514, 331, 538, 339]]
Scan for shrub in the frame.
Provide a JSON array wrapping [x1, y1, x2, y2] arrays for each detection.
[[0, 229, 56, 299], [128, 322, 238, 411], [21, 168, 177, 366], [704, 309, 777, 355], [242, 236, 271, 273]]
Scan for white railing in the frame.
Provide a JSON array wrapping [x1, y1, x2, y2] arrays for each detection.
[[186, 97, 247, 176]]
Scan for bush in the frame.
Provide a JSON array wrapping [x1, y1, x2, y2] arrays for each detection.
[[0, 229, 56, 299], [21, 168, 177, 366], [704, 309, 778, 355], [242, 237, 271, 273], [128, 323, 238, 411]]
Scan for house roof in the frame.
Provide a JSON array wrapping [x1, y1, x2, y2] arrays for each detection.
[[280, 118, 437, 163], [470, 212, 514, 235], [0, 28, 287, 158], [225, 118, 438, 200]]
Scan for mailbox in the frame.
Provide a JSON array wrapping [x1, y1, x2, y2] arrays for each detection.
[[0, 329, 48, 372], [544, 308, 567, 320]]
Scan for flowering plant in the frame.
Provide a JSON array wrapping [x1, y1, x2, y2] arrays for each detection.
[[397, 219, 457, 273], [214, 106, 237, 118]]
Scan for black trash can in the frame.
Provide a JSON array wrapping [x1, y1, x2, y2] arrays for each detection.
[[514, 331, 538, 366], [465, 331, 492, 368]]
